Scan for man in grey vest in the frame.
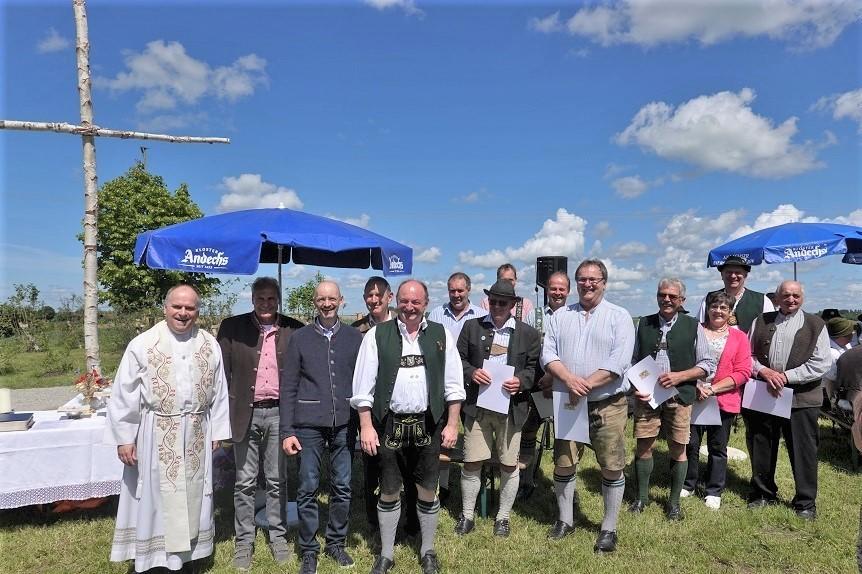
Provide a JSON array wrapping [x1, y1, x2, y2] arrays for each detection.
[[351, 280, 465, 574], [747, 280, 830, 520]]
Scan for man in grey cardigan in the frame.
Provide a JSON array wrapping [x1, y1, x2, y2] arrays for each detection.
[[281, 281, 362, 574]]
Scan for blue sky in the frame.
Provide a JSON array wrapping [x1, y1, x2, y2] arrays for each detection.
[[2, 0, 861, 318]]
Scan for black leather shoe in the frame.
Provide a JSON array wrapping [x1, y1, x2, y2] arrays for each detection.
[[370, 556, 395, 574], [594, 530, 618, 553], [796, 508, 817, 521], [324, 546, 355, 568], [493, 518, 510, 538], [747, 498, 774, 509], [665, 503, 683, 521], [547, 520, 575, 540], [420, 551, 441, 574], [628, 500, 646, 513], [454, 514, 475, 536]]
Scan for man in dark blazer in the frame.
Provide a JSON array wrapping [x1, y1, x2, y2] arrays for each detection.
[[216, 277, 304, 570], [454, 279, 541, 538]]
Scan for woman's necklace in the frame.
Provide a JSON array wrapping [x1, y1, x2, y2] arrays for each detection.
[[707, 323, 729, 337]]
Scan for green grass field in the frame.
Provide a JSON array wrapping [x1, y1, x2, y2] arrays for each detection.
[[1, 417, 858, 574]]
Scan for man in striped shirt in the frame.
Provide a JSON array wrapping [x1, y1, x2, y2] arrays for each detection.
[[541, 259, 635, 553]]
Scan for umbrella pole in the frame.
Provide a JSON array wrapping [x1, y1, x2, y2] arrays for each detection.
[[794, 262, 797, 281], [278, 245, 284, 315]]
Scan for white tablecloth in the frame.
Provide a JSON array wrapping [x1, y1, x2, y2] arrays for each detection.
[[0, 410, 123, 509]]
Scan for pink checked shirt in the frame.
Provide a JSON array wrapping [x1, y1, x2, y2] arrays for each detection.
[[254, 324, 280, 401]]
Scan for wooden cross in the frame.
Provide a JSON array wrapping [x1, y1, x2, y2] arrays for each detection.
[[0, 0, 230, 374]]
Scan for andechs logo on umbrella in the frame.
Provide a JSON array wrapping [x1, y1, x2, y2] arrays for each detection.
[[388, 254, 404, 272], [783, 244, 828, 260], [179, 247, 230, 270]]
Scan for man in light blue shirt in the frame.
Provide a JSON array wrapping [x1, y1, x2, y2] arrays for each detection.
[[428, 272, 484, 341], [542, 259, 635, 553]]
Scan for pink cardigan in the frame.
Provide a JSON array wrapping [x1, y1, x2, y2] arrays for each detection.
[[712, 328, 752, 414]]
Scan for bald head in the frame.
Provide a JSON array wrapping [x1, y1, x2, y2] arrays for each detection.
[[314, 280, 343, 325]]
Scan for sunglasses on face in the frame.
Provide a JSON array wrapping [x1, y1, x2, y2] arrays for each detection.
[[488, 299, 511, 307], [657, 292, 681, 302]]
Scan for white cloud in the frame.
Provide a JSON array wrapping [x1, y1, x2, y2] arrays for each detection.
[[285, 265, 307, 279], [216, 174, 303, 212], [364, 0, 424, 17], [729, 203, 818, 239], [529, 11, 563, 33], [416, 246, 441, 263], [655, 209, 747, 279], [594, 220, 612, 238], [813, 88, 862, 132], [136, 112, 208, 133], [611, 175, 649, 198], [36, 27, 70, 54], [563, 0, 861, 50], [458, 208, 587, 268], [96, 40, 267, 113], [731, 204, 862, 239], [613, 241, 650, 258], [653, 204, 862, 287], [831, 209, 862, 226], [327, 213, 371, 228], [452, 191, 481, 203], [616, 88, 823, 178]]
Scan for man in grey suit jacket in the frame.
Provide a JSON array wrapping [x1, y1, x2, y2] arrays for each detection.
[[454, 279, 541, 538], [216, 277, 304, 570]]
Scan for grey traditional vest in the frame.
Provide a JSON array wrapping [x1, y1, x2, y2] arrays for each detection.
[[751, 311, 825, 408]]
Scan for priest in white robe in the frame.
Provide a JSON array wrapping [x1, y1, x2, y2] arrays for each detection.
[[105, 284, 231, 572]]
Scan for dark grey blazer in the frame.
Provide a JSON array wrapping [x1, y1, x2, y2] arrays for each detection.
[[457, 315, 541, 426]]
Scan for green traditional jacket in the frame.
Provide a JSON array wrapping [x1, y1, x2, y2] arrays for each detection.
[[371, 320, 448, 423]]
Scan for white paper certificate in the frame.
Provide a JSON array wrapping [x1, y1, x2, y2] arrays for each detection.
[[691, 396, 722, 426], [552, 391, 590, 444], [626, 355, 678, 409], [741, 379, 793, 419], [531, 391, 554, 420], [476, 360, 514, 415]]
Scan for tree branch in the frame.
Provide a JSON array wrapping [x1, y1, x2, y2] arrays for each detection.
[[0, 120, 230, 144]]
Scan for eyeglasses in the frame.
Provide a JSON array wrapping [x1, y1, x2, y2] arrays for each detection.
[[488, 299, 511, 307], [709, 304, 731, 311], [575, 277, 604, 285], [657, 292, 681, 302]]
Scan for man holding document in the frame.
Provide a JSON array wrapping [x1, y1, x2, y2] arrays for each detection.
[[747, 280, 830, 520], [542, 259, 635, 553], [629, 278, 715, 521], [454, 279, 541, 538]]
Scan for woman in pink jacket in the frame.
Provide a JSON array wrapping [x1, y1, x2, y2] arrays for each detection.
[[682, 291, 751, 510]]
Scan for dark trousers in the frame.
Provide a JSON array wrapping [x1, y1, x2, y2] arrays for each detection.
[[746, 407, 819, 510], [684, 411, 735, 496], [295, 425, 352, 554], [362, 450, 419, 532]]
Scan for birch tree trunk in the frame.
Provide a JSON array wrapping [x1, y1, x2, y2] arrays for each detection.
[[74, 0, 101, 374]]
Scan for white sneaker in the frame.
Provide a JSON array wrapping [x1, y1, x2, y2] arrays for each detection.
[[680, 489, 692, 498], [704, 496, 721, 510]]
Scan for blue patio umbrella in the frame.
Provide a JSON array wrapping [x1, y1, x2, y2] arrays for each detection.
[[134, 207, 413, 286], [706, 222, 862, 279]]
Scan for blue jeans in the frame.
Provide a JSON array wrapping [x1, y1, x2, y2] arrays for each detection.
[[234, 406, 286, 546], [295, 425, 352, 554]]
